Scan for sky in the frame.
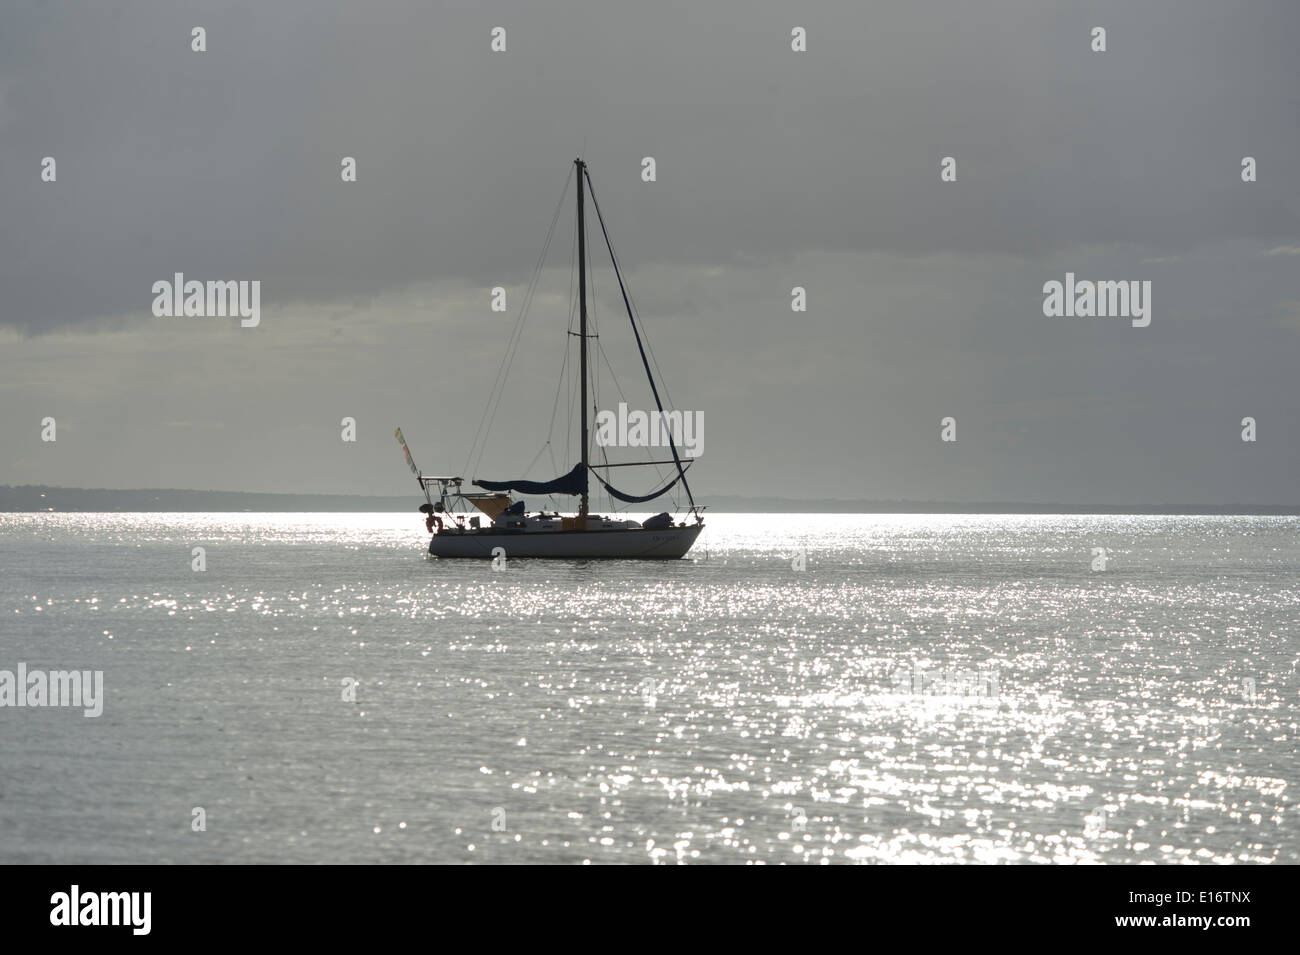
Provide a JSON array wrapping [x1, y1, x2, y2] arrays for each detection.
[[2, 0, 1297, 506]]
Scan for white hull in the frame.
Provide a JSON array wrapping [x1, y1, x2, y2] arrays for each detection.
[[428, 523, 702, 559]]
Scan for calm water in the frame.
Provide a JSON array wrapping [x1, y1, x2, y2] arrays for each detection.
[[0, 512, 1295, 864]]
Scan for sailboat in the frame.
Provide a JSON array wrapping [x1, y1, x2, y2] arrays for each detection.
[[396, 158, 704, 559]]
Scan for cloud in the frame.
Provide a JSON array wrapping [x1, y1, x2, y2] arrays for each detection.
[[3, 0, 1298, 336]]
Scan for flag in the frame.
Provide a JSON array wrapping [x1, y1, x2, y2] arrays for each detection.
[[394, 428, 418, 476]]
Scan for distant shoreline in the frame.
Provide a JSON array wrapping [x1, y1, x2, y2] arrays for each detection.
[[3, 485, 1297, 516]]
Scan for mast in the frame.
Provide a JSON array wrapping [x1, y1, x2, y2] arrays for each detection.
[[576, 157, 590, 519]]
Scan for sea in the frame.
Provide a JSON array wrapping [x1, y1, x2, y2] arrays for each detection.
[[0, 512, 1294, 864]]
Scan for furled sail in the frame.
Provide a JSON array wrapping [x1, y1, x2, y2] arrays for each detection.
[[475, 463, 588, 496], [591, 465, 691, 504]]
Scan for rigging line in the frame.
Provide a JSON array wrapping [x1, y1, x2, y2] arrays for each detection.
[[465, 232, 546, 481], [564, 303, 574, 469], [464, 165, 573, 478], [541, 206, 579, 452], [588, 311, 614, 514], [616, 248, 676, 414], [589, 239, 602, 501], [628, 292, 676, 414], [582, 187, 596, 475], [566, 287, 578, 470], [544, 331, 572, 448], [582, 167, 698, 513], [522, 439, 550, 477], [558, 197, 581, 473], [465, 171, 568, 479], [580, 172, 678, 417], [588, 207, 683, 510], [601, 222, 683, 510], [462, 297, 524, 478], [473, 182, 568, 478], [470, 277, 534, 479], [598, 202, 676, 415], [562, 188, 587, 473], [544, 330, 571, 446], [524, 318, 571, 479], [587, 224, 672, 497], [563, 185, 591, 485], [593, 441, 610, 513], [593, 334, 672, 490]]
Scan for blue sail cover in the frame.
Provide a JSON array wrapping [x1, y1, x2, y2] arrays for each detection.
[[475, 463, 588, 496]]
